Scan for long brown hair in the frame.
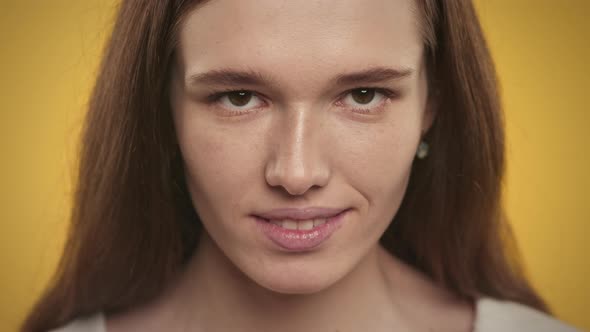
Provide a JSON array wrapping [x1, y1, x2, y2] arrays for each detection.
[[22, 1, 548, 331]]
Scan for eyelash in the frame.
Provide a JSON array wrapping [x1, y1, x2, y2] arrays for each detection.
[[205, 89, 267, 116], [204, 87, 399, 116]]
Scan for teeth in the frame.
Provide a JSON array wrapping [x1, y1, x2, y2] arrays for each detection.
[[268, 218, 328, 230], [298, 220, 314, 230], [313, 218, 326, 227], [282, 219, 298, 230]]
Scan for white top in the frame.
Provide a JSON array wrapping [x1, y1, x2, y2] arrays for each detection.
[[50, 297, 580, 332]]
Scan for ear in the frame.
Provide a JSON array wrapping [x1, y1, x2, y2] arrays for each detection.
[[421, 87, 438, 135]]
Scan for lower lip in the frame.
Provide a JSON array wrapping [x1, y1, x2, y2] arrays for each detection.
[[254, 210, 348, 252]]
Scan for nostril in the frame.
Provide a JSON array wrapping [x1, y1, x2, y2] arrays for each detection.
[[265, 167, 312, 195], [266, 172, 328, 196], [264, 147, 330, 195]]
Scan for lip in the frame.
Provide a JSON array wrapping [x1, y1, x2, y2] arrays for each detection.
[[253, 208, 349, 252], [254, 207, 346, 221]]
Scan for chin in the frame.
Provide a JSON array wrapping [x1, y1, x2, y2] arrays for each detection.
[[243, 259, 348, 296], [257, 277, 334, 295], [261, 278, 328, 295]]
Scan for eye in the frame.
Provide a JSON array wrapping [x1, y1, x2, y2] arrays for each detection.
[[207, 90, 266, 115], [225, 91, 254, 106], [350, 89, 376, 104], [338, 88, 395, 114], [220, 91, 264, 109]]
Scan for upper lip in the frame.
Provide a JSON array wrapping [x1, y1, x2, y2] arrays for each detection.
[[254, 207, 347, 221]]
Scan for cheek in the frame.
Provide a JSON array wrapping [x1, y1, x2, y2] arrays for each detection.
[[174, 115, 267, 218], [329, 114, 421, 206], [327, 120, 419, 246]]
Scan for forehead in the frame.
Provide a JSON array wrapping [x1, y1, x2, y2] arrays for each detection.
[[177, 0, 423, 88]]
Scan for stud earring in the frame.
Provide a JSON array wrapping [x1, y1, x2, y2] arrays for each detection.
[[416, 141, 429, 159]]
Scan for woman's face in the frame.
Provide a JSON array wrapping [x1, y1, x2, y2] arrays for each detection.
[[171, 0, 432, 294]]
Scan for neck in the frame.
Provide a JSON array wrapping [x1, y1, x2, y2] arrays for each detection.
[[169, 233, 406, 332]]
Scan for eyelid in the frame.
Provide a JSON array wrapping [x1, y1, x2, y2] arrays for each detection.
[[206, 89, 265, 103], [207, 90, 268, 115], [335, 87, 398, 114], [205, 87, 398, 116]]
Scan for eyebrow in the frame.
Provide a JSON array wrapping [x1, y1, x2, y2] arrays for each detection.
[[186, 66, 414, 88], [335, 67, 414, 85], [187, 69, 270, 87]]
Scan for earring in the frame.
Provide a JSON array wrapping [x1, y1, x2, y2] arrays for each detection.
[[416, 141, 429, 159]]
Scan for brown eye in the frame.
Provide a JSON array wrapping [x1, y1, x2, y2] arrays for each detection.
[[228, 91, 252, 106], [350, 89, 375, 104]]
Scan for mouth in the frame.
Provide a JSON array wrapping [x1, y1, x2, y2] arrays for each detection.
[[253, 208, 350, 251], [254, 206, 347, 222], [261, 218, 328, 230]]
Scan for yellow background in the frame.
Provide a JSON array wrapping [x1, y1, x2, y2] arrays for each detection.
[[0, 1, 588, 331]]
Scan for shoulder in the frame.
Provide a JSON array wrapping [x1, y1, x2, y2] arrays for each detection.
[[48, 313, 105, 332], [475, 298, 579, 332]]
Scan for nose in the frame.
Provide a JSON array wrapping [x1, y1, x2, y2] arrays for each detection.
[[264, 108, 330, 196]]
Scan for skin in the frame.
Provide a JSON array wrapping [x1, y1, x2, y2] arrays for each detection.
[[108, 0, 474, 330]]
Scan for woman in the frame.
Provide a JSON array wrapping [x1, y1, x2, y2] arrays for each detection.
[[22, 0, 578, 331]]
